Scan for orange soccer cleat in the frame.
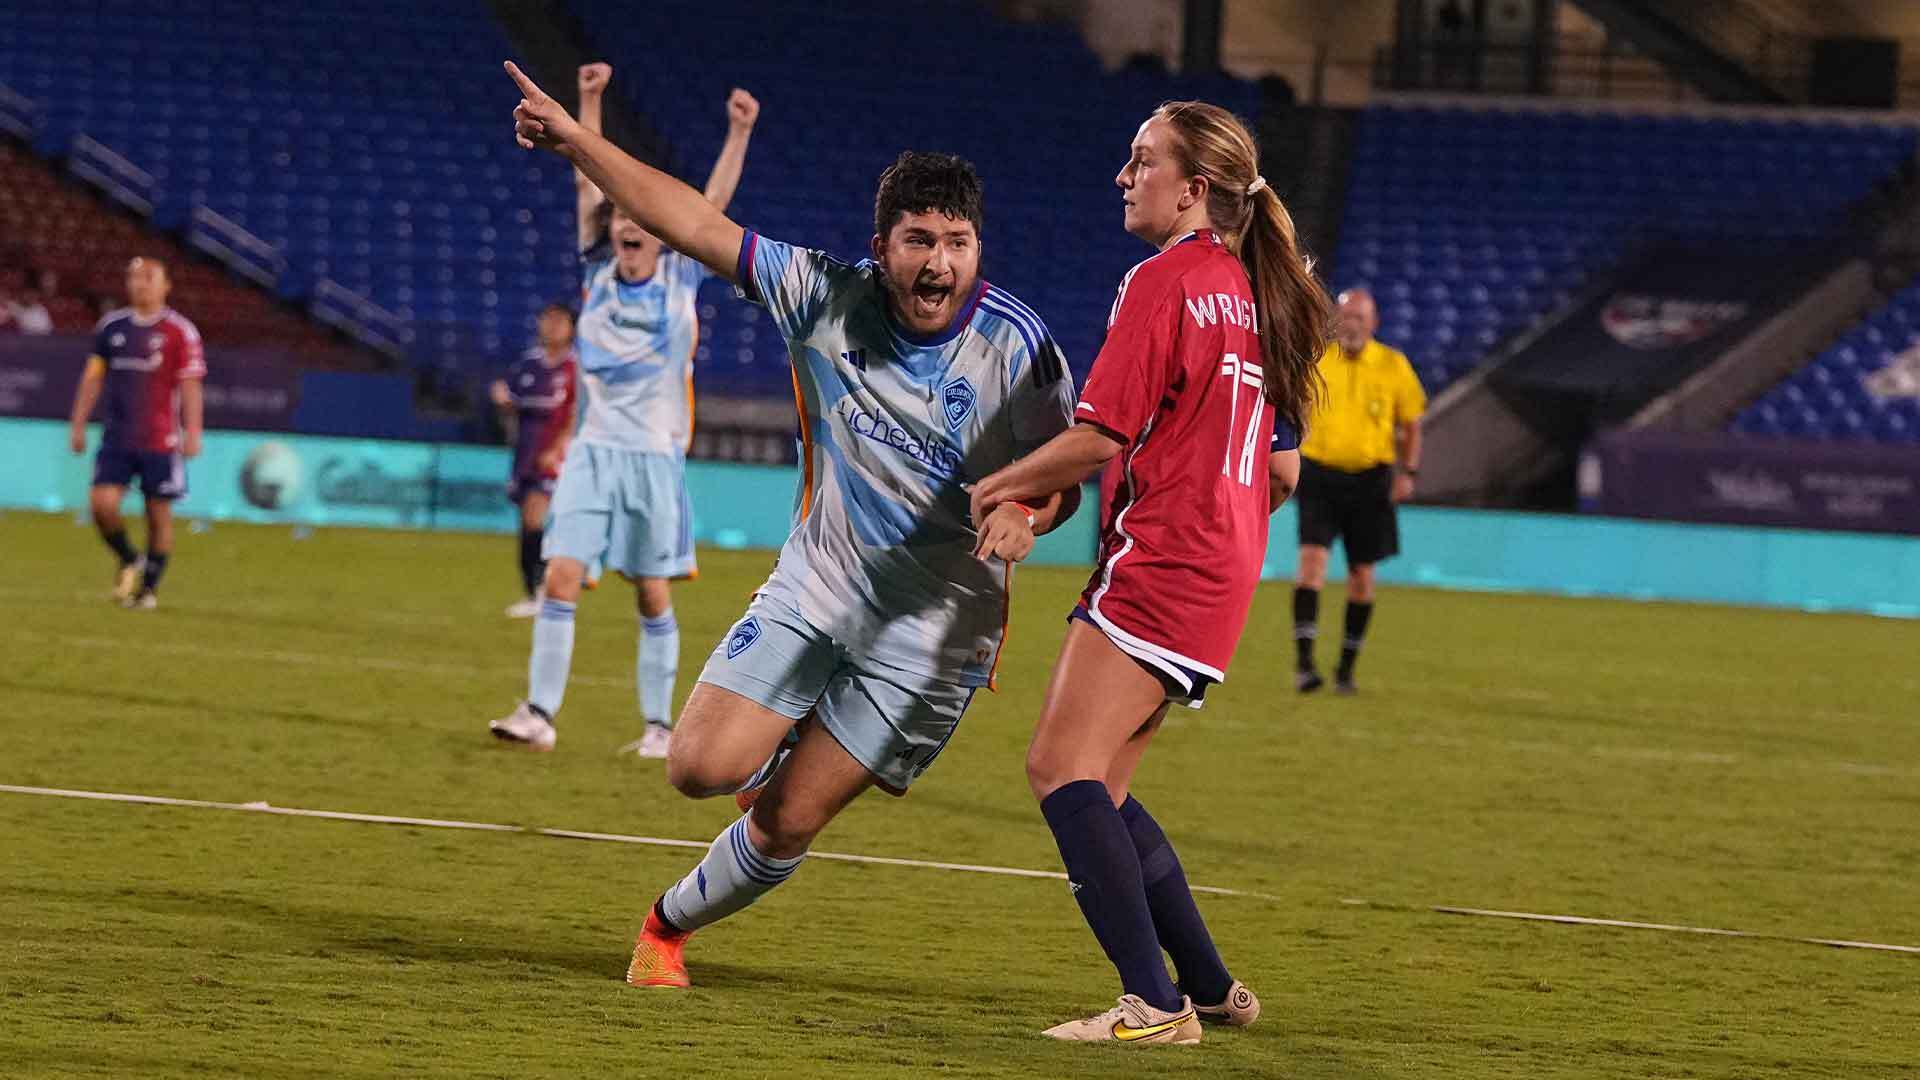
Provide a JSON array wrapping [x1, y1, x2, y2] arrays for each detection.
[[624, 906, 692, 988]]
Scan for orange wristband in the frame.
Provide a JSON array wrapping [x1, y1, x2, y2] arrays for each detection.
[[1007, 500, 1037, 527]]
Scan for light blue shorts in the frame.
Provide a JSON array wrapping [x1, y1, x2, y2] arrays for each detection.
[[543, 443, 696, 580], [697, 594, 976, 793]]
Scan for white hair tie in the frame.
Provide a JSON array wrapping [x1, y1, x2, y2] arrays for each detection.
[[1246, 176, 1268, 196]]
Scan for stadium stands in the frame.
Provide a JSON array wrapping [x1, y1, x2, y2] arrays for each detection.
[[0, 0, 576, 388], [1332, 105, 1918, 393], [1731, 276, 1920, 443], [568, 0, 1262, 395], [0, 138, 371, 365]]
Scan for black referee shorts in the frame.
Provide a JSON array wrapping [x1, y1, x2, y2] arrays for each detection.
[[1296, 460, 1400, 566]]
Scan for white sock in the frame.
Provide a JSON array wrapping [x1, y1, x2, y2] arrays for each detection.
[[659, 815, 803, 932], [528, 598, 576, 717], [638, 608, 678, 728]]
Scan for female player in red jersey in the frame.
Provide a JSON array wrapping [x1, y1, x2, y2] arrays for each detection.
[[971, 101, 1329, 1045]]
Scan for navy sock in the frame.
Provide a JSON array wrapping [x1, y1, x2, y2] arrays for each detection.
[[100, 526, 138, 567], [1039, 779, 1182, 1012], [141, 551, 169, 593], [1120, 796, 1233, 1006], [1292, 586, 1319, 671], [1338, 601, 1374, 681], [517, 528, 544, 596]]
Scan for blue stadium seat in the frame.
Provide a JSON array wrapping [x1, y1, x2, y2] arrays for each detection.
[[1333, 103, 1917, 396]]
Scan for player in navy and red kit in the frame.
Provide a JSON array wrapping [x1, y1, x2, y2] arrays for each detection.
[[491, 303, 579, 617], [972, 101, 1330, 1045], [66, 256, 206, 610]]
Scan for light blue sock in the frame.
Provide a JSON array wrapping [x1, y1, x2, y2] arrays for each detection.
[[638, 608, 679, 728], [659, 815, 804, 932], [528, 597, 576, 718]]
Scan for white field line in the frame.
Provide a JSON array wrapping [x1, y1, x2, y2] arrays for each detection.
[[0, 783, 1267, 900], [1340, 899, 1920, 956], [5, 783, 1913, 954]]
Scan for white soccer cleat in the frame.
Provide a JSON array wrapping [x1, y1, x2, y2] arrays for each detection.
[[618, 722, 673, 760], [1192, 980, 1260, 1027], [489, 702, 557, 751], [1042, 994, 1202, 1045], [504, 595, 541, 619], [124, 590, 158, 612], [111, 559, 144, 605]]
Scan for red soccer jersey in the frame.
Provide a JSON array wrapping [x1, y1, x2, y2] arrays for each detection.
[[93, 307, 206, 452], [1075, 230, 1275, 684]]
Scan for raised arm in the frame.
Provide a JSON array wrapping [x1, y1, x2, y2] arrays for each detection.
[[701, 90, 759, 212], [68, 357, 105, 454], [511, 62, 744, 279], [574, 62, 612, 253]]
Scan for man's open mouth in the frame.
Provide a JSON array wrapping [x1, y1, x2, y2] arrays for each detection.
[[911, 281, 952, 318], [618, 238, 646, 252]]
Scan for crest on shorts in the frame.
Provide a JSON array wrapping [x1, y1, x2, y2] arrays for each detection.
[[726, 617, 762, 660], [941, 377, 976, 432]]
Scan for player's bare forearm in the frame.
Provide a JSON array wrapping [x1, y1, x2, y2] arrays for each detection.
[[702, 128, 752, 212], [572, 63, 611, 246], [702, 90, 760, 212], [68, 366, 103, 429], [971, 423, 1120, 522], [1268, 449, 1300, 512], [180, 379, 204, 455], [1028, 486, 1078, 535], [1397, 420, 1422, 472]]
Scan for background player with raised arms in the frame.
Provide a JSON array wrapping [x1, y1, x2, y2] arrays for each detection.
[[65, 256, 205, 610], [501, 60, 1082, 990], [491, 302, 579, 618], [972, 100, 1330, 1045], [489, 63, 758, 758]]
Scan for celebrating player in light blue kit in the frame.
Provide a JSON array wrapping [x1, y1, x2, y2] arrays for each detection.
[[490, 63, 759, 759], [503, 61, 1082, 987]]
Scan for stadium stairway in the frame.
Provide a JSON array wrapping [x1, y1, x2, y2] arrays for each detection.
[[1727, 272, 1920, 445]]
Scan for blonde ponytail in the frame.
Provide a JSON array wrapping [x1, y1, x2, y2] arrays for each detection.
[[1153, 101, 1330, 433]]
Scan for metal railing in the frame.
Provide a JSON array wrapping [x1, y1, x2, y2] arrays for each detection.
[[187, 206, 287, 291], [0, 83, 38, 138], [66, 134, 156, 216], [310, 279, 407, 362]]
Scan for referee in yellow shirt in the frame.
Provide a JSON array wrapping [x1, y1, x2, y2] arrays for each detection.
[[1293, 288, 1425, 693]]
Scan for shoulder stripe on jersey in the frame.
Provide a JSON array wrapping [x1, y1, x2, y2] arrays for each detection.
[[981, 291, 1065, 387], [93, 307, 134, 333], [983, 285, 1049, 331], [980, 292, 1042, 353]]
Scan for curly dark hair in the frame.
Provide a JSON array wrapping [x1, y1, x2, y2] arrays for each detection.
[[872, 151, 984, 239]]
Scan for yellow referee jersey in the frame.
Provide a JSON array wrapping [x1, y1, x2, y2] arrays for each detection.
[[1299, 339, 1426, 472]]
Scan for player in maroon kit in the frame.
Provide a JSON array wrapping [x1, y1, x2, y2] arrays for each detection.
[[491, 302, 579, 618], [970, 101, 1329, 1045], [66, 256, 206, 610]]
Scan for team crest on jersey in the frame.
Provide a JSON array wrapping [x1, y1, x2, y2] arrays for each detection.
[[941, 377, 977, 432], [110, 333, 125, 347], [725, 617, 763, 660]]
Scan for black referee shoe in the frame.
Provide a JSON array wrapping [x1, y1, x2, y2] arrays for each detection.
[[1295, 669, 1324, 693], [1334, 676, 1358, 695]]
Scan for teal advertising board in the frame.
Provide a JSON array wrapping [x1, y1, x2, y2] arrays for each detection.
[[3, 419, 1914, 615]]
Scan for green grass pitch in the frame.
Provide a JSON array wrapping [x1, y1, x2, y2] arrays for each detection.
[[2, 509, 1916, 1078]]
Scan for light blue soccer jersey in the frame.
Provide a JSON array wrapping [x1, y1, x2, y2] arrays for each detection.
[[736, 230, 1077, 687], [573, 241, 708, 455]]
